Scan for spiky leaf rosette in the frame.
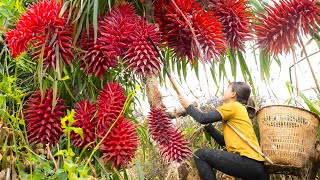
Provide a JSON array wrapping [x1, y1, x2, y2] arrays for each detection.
[[209, 0, 253, 51], [148, 108, 175, 146], [255, 0, 320, 55], [99, 117, 139, 170], [123, 21, 162, 75], [160, 128, 192, 162], [155, 0, 226, 62], [70, 100, 97, 149], [5, 0, 74, 70], [24, 90, 67, 145], [97, 82, 126, 135], [79, 3, 139, 79]]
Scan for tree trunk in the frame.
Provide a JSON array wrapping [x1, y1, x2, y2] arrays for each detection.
[[144, 74, 165, 109]]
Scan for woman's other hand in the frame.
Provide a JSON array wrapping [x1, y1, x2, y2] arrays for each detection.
[[179, 95, 192, 109]]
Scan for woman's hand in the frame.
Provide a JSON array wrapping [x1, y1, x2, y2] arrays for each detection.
[[179, 95, 192, 109]]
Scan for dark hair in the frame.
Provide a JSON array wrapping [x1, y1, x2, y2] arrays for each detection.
[[230, 82, 256, 119]]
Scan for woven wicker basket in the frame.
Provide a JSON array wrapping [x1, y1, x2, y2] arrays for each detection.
[[256, 105, 320, 174]]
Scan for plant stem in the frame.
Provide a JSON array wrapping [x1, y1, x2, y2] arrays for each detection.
[[291, 47, 299, 101], [46, 144, 58, 170], [298, 34, 320, 94]]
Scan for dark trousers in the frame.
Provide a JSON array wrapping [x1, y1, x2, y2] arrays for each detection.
[[194, 149, 270, 180]]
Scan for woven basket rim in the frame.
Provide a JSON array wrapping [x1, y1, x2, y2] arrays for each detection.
[[256, 104, 320, 122]]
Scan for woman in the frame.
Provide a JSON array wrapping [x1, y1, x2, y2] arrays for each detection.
[[179, 82, 269, 180]]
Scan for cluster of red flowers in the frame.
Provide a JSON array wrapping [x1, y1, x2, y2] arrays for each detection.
[[5, 0, 74, 70], [24, 82, 139, 170], [80, 3, 161, 79], [6, 0, 320, 67], [155, 0, 227, 62], [255, 0, 320, 55], [148, 108, 192, 162]]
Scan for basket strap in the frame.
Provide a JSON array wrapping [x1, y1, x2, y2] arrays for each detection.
[[227, 122, 274, 165]]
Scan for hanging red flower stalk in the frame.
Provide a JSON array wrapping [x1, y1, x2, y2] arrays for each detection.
[[70, 100, 97, 149], [99, 116, 139, 170], [148, 108, 192, 162], [24, 89, 67, 145], [148, 108, 175, 146], [79, 3, 139, 79], [96, 82, 126, 136], [160, 128, 192, 162], [5, 0, 74, 70], [123, 21, 162, 75], [79, 26, 117, 79], [209, 0, 253, 51], [154, 0, 226, 62], [100, 3, 139, 56], [255, 0, 320, 55], [154, 0, 170, 43]]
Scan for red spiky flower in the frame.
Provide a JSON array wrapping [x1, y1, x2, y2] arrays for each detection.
[[148, 108, 175, 146], [155, 0, 226, 62], [160, 129, 192, 162], [79, 3, 138, 79], [209, 0, 253, 51], [24, 89, 67, 145], [124, 21, 162, 75], [99, 116, 139, 170], [154, 0, 170, 42], [97, 82, 126, 135], [70, 100, 97, 149], [255, 0, 320, 55], [5, 0, 74, 70], [79, 26, 117, 79], [100, 3, 138, 56], [148, 108, 192, 162]]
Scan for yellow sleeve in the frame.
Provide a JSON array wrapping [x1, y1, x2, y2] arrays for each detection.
[[216, 102, 235, 121]]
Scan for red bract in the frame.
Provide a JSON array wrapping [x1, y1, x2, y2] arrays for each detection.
[[79, 3, 139, 79], [148, 108, 191, 162], [148, 108, 174, 146], [160, 129, 192, 162], [70, 100, 97, 149], [192, 10, 226, 61], [155, 0, 226, 62], [99, 117, 139, 170], [79, 26, 118, 79], [154, 0, 171, 43], [24, 90, 67, 145], [97, 82, 126, 135], [209, 0, 253, 51], [255, 0, 320, 55], [33, 24, 74, 70], [124, 21, 162, 75], [5, 0, 74, 70]]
